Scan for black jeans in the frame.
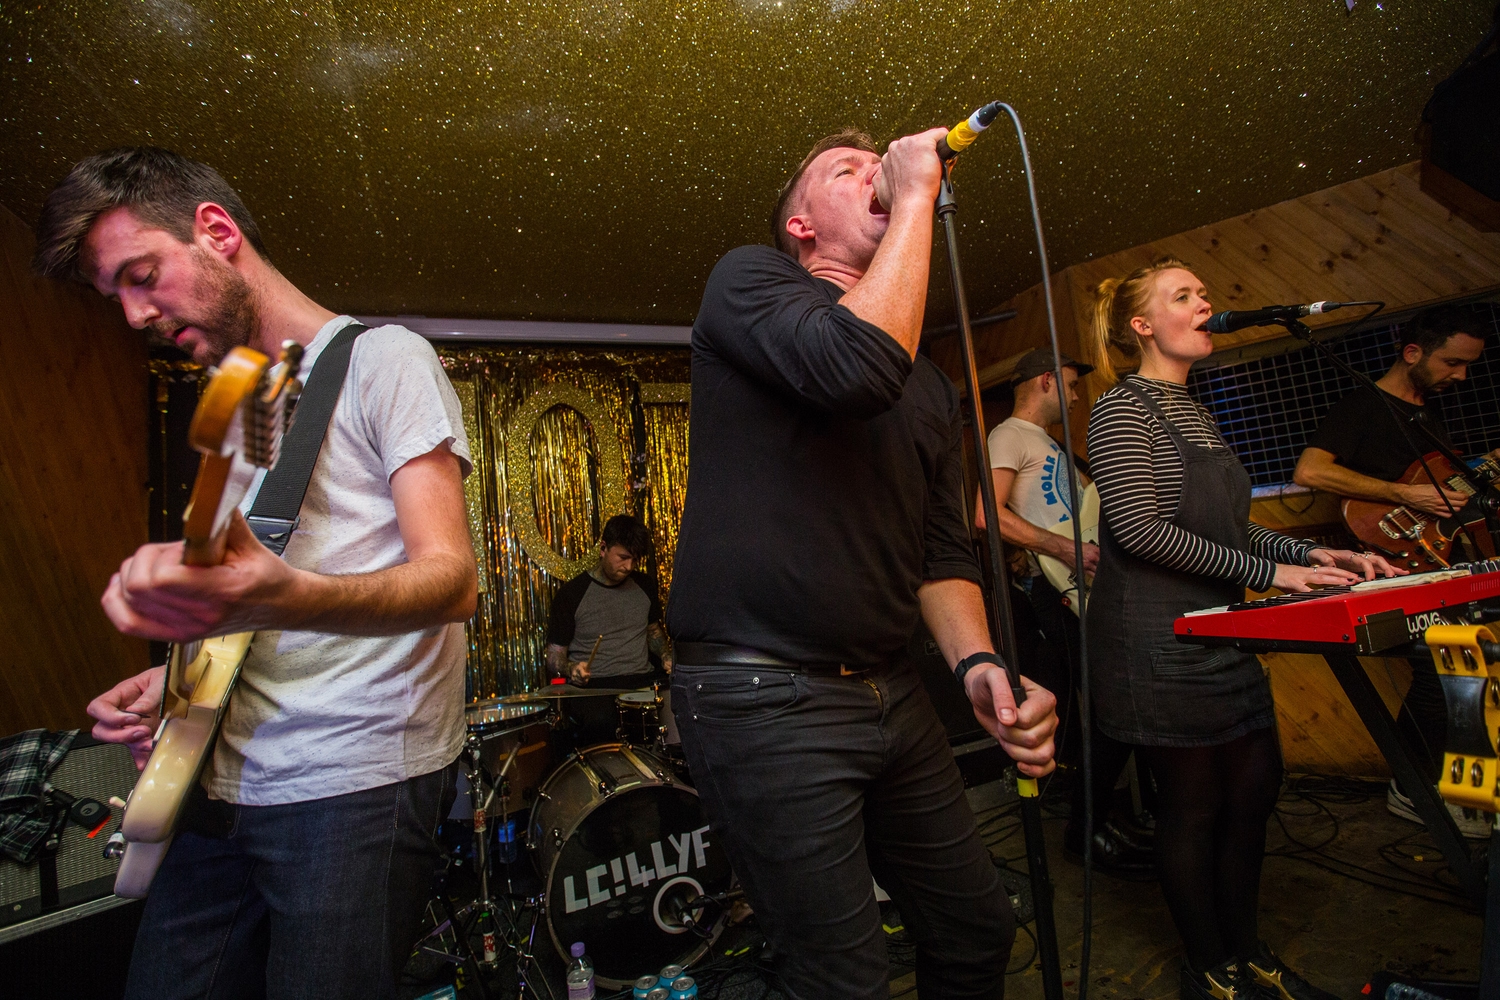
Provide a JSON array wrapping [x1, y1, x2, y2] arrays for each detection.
[[124, 761, 459, 1000], [671, 661, 1015, 1000]]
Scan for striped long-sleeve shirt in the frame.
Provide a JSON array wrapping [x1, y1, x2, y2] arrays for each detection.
[[1087, 375, 1315, 592]]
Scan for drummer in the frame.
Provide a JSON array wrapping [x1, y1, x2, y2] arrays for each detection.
[[545, 514, 674, 749]]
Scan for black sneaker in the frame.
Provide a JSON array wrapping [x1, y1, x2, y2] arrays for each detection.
[[1063, 820, 1157, 881], [1181, 958, 1255, 1000], [1242, 944, 1338, 1000]]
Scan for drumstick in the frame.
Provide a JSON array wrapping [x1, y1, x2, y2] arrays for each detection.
[[573, 635, 604, 683]]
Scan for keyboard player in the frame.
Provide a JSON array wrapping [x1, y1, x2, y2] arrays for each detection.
[[1084, 257, 1398, 1000]]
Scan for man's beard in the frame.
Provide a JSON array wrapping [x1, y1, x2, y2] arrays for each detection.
[[1410, 358, 1452, 395], [148, 249, 258, 365]]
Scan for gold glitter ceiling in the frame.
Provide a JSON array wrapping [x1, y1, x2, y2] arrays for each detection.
[[1, 2, 1491, 326]]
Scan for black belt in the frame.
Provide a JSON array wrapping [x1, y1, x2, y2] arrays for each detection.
[[674, 642, 882, 677]]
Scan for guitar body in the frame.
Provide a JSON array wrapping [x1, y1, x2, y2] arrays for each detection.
[[1341, 452, 1497, 571], [1036, 483, 1100, 617], [111, 344, 302, 898], [114, 632, 252, 898]]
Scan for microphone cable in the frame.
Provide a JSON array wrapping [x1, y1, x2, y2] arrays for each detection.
[[984, 102, 1097, 1000]]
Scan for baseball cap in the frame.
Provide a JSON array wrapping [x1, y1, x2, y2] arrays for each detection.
[[1011, 348, 1093, 384]]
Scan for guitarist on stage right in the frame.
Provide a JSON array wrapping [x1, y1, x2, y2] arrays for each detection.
[[1293, 302, 1496, 838]]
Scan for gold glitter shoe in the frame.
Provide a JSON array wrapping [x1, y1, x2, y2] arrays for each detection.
[[1180, 959, 1254, 1000], [1243, 945, 1338, 1000]]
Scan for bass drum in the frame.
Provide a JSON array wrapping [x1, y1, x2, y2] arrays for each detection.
[[529, 744, 731, 988]]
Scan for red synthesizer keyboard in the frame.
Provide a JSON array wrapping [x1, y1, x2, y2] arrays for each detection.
[[1174, 563, 1500, 655]]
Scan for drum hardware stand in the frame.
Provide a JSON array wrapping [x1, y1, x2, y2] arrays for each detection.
[[415, 729, 568, 1000], [473, 736, 565, 1000], [937, 147, 1065, 1000]]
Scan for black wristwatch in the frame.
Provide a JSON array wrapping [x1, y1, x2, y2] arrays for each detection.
[[955, 651, 1004, 693]]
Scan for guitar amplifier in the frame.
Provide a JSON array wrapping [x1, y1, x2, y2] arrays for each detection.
[[0, 735, 138, 930]]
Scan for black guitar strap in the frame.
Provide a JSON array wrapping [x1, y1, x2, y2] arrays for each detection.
[[245, 322, 369, 555]]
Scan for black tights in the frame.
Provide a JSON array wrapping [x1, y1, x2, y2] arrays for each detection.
[[1137, 726, 1283, 972]]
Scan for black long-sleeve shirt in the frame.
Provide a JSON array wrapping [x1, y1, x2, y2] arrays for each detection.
[[666, 245, 981, 665], [1088, 375, 1315, 592]]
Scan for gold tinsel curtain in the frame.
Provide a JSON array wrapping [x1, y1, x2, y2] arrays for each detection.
[[438, 346, 691, 701]]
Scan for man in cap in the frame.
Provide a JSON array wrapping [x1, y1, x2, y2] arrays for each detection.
[[980, 348, 1153, 879]]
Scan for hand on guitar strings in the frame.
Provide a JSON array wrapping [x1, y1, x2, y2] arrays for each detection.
[[101, 511, 296, 643], [964, 667, 1059, 778], [1053, 540, 1101, 576], [1395, 482, 1472, 518], [86, 666, 165, 769], [1306, 546, 1404, 581]]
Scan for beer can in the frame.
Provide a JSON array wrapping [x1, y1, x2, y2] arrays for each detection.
[[669, 976, 698, 999], [658, 965, 685, 981], [646, 990, 670, 1000], [634, 975, 660, 999]]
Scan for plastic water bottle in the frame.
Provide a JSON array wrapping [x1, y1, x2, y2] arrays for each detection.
[[566, 942, 595, 1000]]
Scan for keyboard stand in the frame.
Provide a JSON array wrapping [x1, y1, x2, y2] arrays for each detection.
[[1323, 652, 1486, 903]]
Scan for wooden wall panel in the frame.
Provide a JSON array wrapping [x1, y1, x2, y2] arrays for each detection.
[[0, 204, 149, 736]]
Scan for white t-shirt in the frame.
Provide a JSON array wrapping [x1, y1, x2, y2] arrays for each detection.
[[987, 416, 1078, 576], [207, 316, 473, 806]]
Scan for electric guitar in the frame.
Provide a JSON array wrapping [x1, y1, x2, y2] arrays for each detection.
[[110, 343, 302, 898], [1341, 452, 1499, 572], [1036, 483, 1100, 617]]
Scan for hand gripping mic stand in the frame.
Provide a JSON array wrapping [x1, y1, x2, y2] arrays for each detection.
[[936, 137, 1070, 1000]]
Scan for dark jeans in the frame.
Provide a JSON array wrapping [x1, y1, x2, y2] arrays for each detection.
[[671, 660, 1015, 1000], [124, 761, 459, 1000], [1025, 575, 1135, 832]]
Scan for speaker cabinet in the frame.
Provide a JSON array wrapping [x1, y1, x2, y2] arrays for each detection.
[[0, 735, 138, 930]]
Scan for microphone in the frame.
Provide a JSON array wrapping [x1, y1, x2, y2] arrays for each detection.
[[874, 102, 1005, 210], [1205, 301, 1347, 334], [937, 101, 1005, 160]]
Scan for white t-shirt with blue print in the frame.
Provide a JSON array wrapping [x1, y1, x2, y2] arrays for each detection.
[[987, 416, 1077, 577]]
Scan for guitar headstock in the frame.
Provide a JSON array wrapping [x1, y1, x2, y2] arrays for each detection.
[[181, 342, 304, 566]]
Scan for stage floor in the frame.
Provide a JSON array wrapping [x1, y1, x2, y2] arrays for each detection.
[[398, 775, 1485, 999], [975, 776, 1484, 1000]]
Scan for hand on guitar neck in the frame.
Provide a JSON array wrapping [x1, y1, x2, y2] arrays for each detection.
[[101, 509, 297, 643]]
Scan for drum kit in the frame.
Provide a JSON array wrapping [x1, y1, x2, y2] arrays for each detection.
[[414, 680, 735, 996]]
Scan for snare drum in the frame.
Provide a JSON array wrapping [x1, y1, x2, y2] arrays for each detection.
[[615, 689, 663, 746], [529, 745, 731, 988], [463, 700, 555, 815]]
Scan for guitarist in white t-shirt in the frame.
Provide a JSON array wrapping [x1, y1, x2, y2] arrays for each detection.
[[978, 348, 1154, 880], [32, 148, 478, 1000]]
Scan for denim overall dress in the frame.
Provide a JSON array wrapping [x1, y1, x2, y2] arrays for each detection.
[[1086, 381, 1277, 747]]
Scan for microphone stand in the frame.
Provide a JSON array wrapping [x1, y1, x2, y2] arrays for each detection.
[[937, 158, 1066, 1000], [1276, 318, 1500, 553]]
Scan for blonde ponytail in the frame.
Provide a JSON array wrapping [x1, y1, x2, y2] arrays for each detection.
[[1086, 256, 1192, 385]]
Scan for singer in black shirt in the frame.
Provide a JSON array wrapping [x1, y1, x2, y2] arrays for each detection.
[[667, 126, 1058, 1000]]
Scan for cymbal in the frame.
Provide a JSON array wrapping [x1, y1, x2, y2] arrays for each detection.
[[496, 685, 644, 704]]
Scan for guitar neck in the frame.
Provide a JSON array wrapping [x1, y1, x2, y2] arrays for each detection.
[[181, 453, 237, 567], [1442, 456, 1500, 496]]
